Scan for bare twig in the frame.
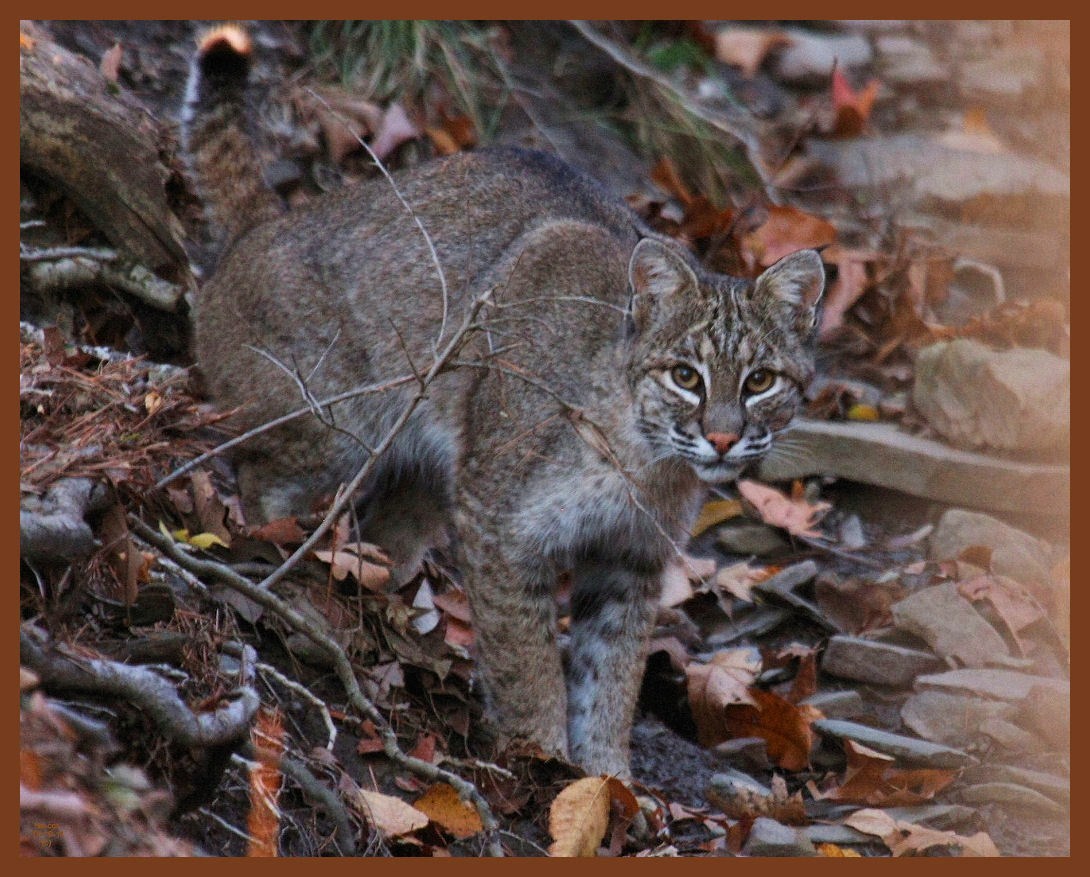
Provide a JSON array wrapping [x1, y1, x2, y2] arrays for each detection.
[[274, 751, 358, 855], [258, 661, 338, 751], [567, 20, 780, 204], [128, 516, 504, 856], [153, 374, 416, 490]]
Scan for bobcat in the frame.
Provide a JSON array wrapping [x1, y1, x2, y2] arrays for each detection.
[[183, 25, 825, 778]]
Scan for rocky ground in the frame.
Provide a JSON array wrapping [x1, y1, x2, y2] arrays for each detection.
[[20, 20, 1068, 857]]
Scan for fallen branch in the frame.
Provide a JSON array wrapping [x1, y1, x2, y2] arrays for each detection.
[[129, 517, 504, 856], [22, 244, 186, 312], [21, 627, 260, 748]]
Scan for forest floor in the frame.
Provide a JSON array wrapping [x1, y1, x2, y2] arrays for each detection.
[[20, 20, 1069, 857]]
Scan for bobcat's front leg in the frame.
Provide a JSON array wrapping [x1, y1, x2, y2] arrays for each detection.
[[456, 508, 569, 759], [566, 561, 661, 778]]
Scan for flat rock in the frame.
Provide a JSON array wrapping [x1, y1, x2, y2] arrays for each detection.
[[875, 34, 950, 87], [915, 668, 1070, 703], [813, 719, 974, 768], [758, 418, 1069, 518], [957, 783, 1066, 818], [806, 134, 1069, 213], [929, 509, 1053, 587], [901, 690, 1017, 748], [715, 520, 791, 557], [961, 764, 1069, 805], [800, 689, 865, 719], [960, 45, 1047, 103], [708, 768, 771, 800], [822, 635, 942, 687], [913, 340, 1069, 455], [756, 560, 819, 595], [742, 817, 817, 857], [713, 736, 771, 771], [891, 582, 1010, 667], [1020, 684, 1070, 749], [977, 718, 1041, 752], [771, 31, 872, 83], [705, 605, 791, 647], [801, 824, 872, 846], [882, 804, 977, 830]]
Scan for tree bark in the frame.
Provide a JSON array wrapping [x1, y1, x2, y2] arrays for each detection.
[[19, 21, 193, 291]]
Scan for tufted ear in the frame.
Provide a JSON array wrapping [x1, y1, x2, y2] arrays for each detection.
[[754, 249, 826, 332], [627, 238, 701, 332]]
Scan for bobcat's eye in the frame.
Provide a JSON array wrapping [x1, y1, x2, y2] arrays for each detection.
[[670, 364, 703, 393], [743, 369, 776, 395]]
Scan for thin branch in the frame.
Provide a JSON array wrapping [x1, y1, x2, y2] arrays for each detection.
[[304, 87, 451, 351]]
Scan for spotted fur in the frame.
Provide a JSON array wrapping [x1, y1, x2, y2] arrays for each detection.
[[184, 27, 824, 778]]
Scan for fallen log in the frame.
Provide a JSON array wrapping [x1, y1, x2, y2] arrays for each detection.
[[19, 21, 193, 300]]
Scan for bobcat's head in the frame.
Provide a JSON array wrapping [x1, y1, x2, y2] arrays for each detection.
[[626, 238, 824, 483]]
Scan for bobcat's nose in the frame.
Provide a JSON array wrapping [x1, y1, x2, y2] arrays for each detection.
[[706, 432, 739, 456]]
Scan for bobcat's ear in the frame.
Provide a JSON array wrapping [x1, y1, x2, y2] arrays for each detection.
[[754, 249, 826, 332], [627, 238, 700, 332]]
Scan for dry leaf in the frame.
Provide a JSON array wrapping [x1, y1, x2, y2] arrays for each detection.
[[190, 470, 231, 545], [650, 156, 693, 206], [548, 777, 611, 857], [714, 562, 771, 602], [707, 772, 807, 824], [184, 531, 229, 550], [721, 688, 822, 772], [845, 807, 999, 857], [713, 27, 792, 78], [681, 553, 717, 582], [413, 783, 482, 839], [958, 574, 1044, 647], [818, 843, 862, 857], [937, 108, 1004, 154], [691, 498, 743, 537], [743, 206, 836, 268], [687, 649, 761, 747], [249, 516, 306, 546], [99, 42, 122, 83], [357, 789, 429, 837], [812, 740, 955, 806], [304, 86, 383, 164], [831, 67, 879, 138], [738, 479, 830, 538], [371, 103, 420, 161], [246, 707, 284, 857], [819, 247, 874, 337], [659, 562, 694, 608], [847, 403, 879, 421], [314, 542, 391, 591]]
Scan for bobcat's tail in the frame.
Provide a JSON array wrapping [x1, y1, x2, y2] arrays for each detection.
[[181, 24, 284, 255]]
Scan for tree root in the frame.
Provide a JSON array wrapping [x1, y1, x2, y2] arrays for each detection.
[[20, 627, 260, 748], [20, 477, 111, 564]]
